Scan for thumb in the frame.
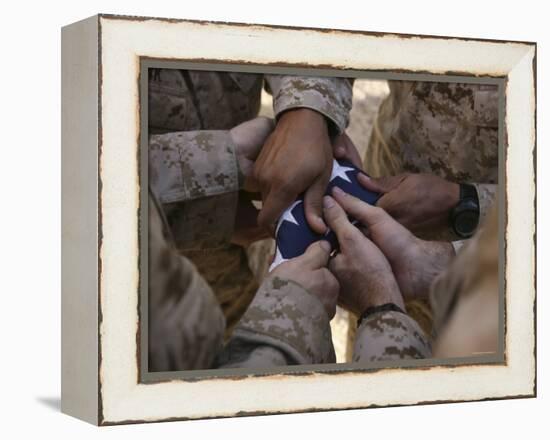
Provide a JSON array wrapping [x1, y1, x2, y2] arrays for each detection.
[[331, 186, 390, 229], [295, 240, 332, 270], [323, 195, 361, 244], [304, 174, 329, 234], [230, 117, 275, 160], [357, 173, 405, 195], [332, 133, 362, 168]]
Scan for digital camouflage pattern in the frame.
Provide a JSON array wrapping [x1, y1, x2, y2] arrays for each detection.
[[149, 70, 263, 134], [148, 189, 225, 372], [149, 130, 241, 251], [149, 69, 353, 332], [365, 81, 498, 234], [149, 187, 336, 370], [218, 276, 335, 367], [363, 81, 499, 337], [267, 75, 353, 135], [349, 204, 498, 364], [353, 311, 431, 362]]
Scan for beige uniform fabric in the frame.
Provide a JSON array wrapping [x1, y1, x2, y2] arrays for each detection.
[[149, 188, 334, 371], [149, 69, 353, 332], [365, 81, 498, 236], [431, 204, 499, 357], [148, 189, 226, 372], [218, 277, 335, 367], [349, 203, 498, 363], [364, 81, 499, 334], [352, 311, 431, 362], [148, 136, 335, 371]]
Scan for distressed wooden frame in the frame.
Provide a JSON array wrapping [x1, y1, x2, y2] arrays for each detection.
[[61, 14, 536, 425]]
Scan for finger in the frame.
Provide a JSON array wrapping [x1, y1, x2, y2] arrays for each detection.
[[295, 240, 332, 270], [230, 117, 275, 160], [332, 134, 347, 159], [322, 195, 361, 244], [257, 188, 298, 230], [331, 186, 390, 228], [317, 267, 339, 318], [332, 133, 362, 168], [304, 175, 329, 234], [328, 253, 346, 275], [357, 173, 406, 195], [356, 172, 385, 193]]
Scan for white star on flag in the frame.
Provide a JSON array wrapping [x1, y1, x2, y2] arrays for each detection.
[[330, 159, 354, 183], [269, 246, 288, 272], [275, 200, 302, 236]]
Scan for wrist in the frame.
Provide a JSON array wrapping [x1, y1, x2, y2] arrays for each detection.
[[412, 239, 455, 298], [279, 108, 329, 133], [359, 276, 405, 312], [446, 181, 461, 212], [358, 303, 406, 327]]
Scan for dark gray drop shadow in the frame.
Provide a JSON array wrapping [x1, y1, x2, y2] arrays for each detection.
[[36, 396, 61, 412]]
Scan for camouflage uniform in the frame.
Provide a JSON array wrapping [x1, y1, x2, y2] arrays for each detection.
[[149, 136, 496, 370], [149, 69, 352, 334], [345, 203, 498, 363], [147, 129, 335, 370], [149, 185, 335, 371], [364, 81, 498, 237], [223, 205, 498, 367], [148, 187, 225, 371], [430, 204, 499, 357], [363, 81, 498, 333]]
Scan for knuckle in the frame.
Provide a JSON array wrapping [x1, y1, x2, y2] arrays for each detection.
[[372, 206, 387, 218], [340, 228, 357, 244]]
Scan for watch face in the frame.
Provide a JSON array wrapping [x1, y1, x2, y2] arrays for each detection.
[[455, 210, 479, 237]]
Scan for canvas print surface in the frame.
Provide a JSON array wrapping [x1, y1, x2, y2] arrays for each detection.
[[145, 68, 500, 374]]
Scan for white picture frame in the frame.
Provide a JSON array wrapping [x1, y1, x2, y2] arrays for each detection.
[[61, 14, 536, 425]]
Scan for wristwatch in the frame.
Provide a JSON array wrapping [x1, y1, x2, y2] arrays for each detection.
[[450, 183, 480, 238]]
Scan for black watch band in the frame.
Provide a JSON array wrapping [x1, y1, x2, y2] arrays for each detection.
[[459, 182, 478, 202], [450, 183, 480, 238], [357, 303, 406, 327]]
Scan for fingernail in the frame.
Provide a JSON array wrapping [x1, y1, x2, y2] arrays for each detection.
[[332, 187, 345, 197], [319, 240, 331, 252], [323, 196, 334, 209]]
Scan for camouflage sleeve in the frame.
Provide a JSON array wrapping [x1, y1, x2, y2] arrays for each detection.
[[352, 311, 432, 362], [217, 276, 336, 368], [472, 183, 497, 225], [148, 189, 226, 372], [265, 75, 353, 134], [149, 130, 242, 250]]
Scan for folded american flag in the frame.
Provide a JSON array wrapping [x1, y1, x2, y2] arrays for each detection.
[[269, 159, 380, 271]]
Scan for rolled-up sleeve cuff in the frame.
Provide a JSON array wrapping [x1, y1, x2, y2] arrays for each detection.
[[232, 276, 336, 365], [353, 311, 431, 362], [149, 130, 240, 250], [149, 130, 240, 204], [267, 75, 353, 135], [472, 183, 497, 225]]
